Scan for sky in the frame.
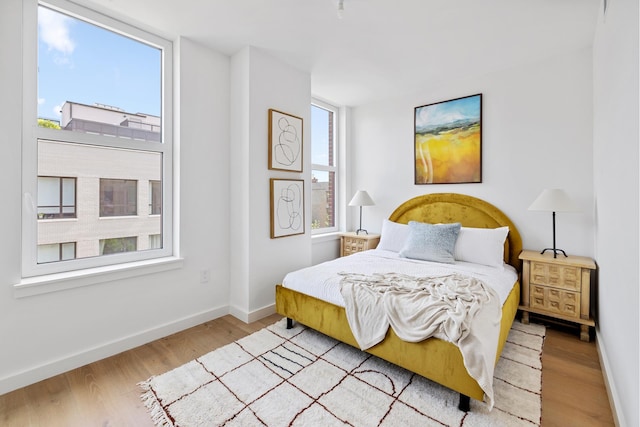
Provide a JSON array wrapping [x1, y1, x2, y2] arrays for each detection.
[[37, 6, 161, 121]]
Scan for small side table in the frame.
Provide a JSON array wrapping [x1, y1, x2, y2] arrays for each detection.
[[519, 249, 596, 341], [339, 232, 380, 257]]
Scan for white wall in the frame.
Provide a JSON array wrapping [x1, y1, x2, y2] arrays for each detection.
[[350, 48, 595, 260], [593, 0, 639, 425], [229, 47, 312, 321], [0, 0, 234, 393]]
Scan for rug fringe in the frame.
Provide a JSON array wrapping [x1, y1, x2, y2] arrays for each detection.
[[138, 379, 174, 427]]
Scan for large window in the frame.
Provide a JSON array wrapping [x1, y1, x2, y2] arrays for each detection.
[[22, 0, 173, 277], [311, 101, 339, 234]]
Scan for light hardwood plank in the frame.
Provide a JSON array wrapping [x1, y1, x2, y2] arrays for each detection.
[[541, 326, 615, 426], [0, 314, 614, 426]]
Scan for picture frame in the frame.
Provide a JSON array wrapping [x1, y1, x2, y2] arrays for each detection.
[[414, 93, 482, 184], [268, 109, 303, 172], [270, 178, 305, 238]]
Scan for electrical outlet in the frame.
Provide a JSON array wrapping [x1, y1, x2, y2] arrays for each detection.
[[199, 269, 210, 283]]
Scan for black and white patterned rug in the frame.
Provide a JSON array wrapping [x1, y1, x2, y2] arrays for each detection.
[[140, 318, 545, 426]]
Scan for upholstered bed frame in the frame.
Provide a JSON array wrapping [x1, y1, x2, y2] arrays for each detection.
[[275, 193, 522, 411]]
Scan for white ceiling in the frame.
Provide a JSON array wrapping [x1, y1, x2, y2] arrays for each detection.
[[83, 0, 600, 106]]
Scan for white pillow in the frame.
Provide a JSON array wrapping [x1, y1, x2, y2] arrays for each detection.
[[378, 219, 409, 252], [454, 226, 509, 268]]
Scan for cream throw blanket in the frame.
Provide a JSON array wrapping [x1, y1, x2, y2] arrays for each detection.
[[339, 272, 502, 408]]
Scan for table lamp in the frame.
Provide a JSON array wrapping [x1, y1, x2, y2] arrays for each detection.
[[528, 189, 578, 258], [348, 190, 375, 235]]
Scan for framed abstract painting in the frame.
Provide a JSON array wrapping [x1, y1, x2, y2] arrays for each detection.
[[414, 94, 482, 184], [270, 178, 305, 238], [268, 109, 303, 172]]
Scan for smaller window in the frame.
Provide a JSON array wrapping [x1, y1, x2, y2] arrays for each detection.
[[100, 179, 137, 217], [311, 102, 338, 233], [99, 237, 137, 255], [37, 242, 76, 263], [37, 176, 76, 219], [149, 180, 161, 215]]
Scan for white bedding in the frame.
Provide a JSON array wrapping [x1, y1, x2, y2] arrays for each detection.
[[281, 248, 518, 308], [281, 248, 519, 408]]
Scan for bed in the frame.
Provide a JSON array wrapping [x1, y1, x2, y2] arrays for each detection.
[[275, 193, 522, 411]]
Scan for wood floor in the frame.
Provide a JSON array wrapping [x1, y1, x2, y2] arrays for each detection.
[[0, 314, 615, 427]]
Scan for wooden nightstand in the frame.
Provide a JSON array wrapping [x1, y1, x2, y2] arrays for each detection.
[[340, 232, 380, 257], [519, 249, 596, 341]]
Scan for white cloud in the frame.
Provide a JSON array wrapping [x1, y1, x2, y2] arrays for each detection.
[[53, 105, 62, 117], [38, 98, 45, 105], [38, 7, 75, 55]]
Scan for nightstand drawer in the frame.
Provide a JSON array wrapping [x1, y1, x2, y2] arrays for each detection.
[[339, 233, 380, 257], [530, 285, 580, 318], [343, 237, 367, 253], [529, 261, 581, 291]]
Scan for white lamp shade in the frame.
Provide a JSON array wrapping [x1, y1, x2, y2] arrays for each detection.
[[528, 189, 579, 212], [348, 190, 375, 207]]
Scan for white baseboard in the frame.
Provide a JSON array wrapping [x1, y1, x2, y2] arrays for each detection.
[[595, 330, 623, 427], [228, 303, 276, 324], [0, 306, 228, 396], [248, 303, 276, 323]]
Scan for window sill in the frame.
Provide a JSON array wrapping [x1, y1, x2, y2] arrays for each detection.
[[311, 232, 341, 243], [14, 256, 183, 298]]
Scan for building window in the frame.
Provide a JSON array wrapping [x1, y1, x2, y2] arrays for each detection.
[[37, 242, 76, 263], [99, 237, 137, 255], [37, 176, 76, 219], [149, 180, 161, 215], [149, 234, 162, 249], [22, 0, 173, 277], [311, 101, 339, 233], [100, 179, 138, 217]]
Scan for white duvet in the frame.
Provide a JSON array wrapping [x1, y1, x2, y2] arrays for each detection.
[[282, 249, 518, 307], [281, 248, 519, 408]]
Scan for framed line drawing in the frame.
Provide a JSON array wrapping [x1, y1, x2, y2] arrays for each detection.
[[269, 109, 303, 172], [270, 178, 305, 238], [414, 93, 482, 184]]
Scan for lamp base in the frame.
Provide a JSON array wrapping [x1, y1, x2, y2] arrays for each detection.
[[540, 247, 568, 258], [355, 228, 368, 235]]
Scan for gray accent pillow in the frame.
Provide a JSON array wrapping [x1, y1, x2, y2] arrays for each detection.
[[399, 221, 461, 263]]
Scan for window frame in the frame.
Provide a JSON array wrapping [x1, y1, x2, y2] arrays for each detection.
[[310, 99, 340, 235], [21, 0, 174, 278]]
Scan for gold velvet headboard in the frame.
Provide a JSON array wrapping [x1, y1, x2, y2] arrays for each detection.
[[388, 193, 522, 272]]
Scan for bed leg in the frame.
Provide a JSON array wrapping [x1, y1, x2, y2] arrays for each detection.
[[458, 394, 470, 412], [286, 318, 293, 329]]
